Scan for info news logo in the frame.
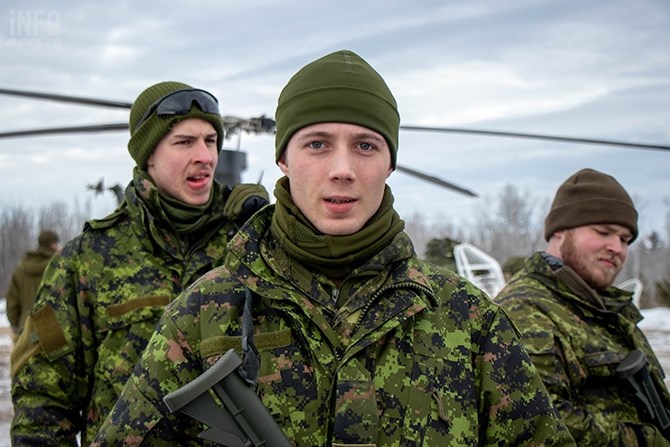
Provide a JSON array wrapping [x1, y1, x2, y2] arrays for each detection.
[[6, 10, 61, 46]]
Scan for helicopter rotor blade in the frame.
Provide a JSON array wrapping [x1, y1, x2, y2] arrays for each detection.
[[0, 88, 132, 109], [396, 164, 478, 198], [3, 88, 667, 151], [0, 116, 277, 140], [400, 125, 670, 152], [5, 88, 669, 198], [0, 123, 129, 138]]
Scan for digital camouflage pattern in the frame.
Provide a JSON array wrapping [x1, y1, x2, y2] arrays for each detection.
[[495, 252, 670, 446], [94, 206, 575, 447], [10, 172, 268, 446]]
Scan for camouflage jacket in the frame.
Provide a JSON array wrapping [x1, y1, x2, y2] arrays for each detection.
[[5, 246, 57, 332], [10, 178, 268, 446], [94, 206, 574, 447], [495, 252, 670, 446]]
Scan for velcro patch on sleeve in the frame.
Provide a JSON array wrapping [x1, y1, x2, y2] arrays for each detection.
[[32, 305, 68, 357]]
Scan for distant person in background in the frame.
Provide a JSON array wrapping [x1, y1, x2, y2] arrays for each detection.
[[5, 229, 60, 340], [495, 168, 670, 446], [10, 81, 269, 446]]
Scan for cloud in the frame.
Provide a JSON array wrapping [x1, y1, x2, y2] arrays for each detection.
[[1, 0, 669, 234]]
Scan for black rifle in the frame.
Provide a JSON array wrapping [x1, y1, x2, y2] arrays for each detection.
[[164, 349, 292, 447], [616, 349, 670, 438]]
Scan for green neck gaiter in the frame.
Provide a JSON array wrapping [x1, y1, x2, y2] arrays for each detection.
[[270, 176, 405, 278], [135, 167, 218, 236], [159, 192, 214, 235]]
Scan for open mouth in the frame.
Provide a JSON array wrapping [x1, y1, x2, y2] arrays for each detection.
[[188, 172, 210, 181]]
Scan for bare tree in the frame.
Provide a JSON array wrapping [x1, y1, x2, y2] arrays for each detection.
[[0, 200, 91, 297], [468, 184, 547, 263], [622, 199, 670, 306], [37, 199, 91, 244], [0, 205, 35, 296]]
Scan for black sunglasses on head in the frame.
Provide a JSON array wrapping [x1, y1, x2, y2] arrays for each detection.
[[136, 88, 220, 129]]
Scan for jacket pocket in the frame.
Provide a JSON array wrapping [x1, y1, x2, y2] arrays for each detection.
[[96, 295, 171, 389]]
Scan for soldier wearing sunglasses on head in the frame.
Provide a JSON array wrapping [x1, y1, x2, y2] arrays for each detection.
[[10, 81, 269, 446]]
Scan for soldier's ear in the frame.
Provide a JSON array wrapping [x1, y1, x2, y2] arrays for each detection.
[[277, 154, 289, 175]]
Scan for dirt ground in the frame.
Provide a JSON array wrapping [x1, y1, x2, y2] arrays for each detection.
[[0, 314, 668, 446]]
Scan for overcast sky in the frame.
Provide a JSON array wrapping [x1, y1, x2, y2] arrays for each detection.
[[1, 0, 669, 239]]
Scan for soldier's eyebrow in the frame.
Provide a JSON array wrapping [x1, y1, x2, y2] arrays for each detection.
[[294, 130, 331, 141], [594, 223, 633, 239], [350, 131, 385, 144], [169, 132, 218, 140]]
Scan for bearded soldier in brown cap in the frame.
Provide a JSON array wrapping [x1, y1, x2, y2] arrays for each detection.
[[10, 81, 269, 445], [495, 168, 670, 446], [94, 50, 574, 447]]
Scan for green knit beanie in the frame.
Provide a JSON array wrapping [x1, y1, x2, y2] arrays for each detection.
[[275, 50, 400, 168], [128, 81, 225, 169], [544, 168, 638, 242]]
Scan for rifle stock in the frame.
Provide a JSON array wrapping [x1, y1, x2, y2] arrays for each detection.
[[164, 349, 292, 447], [616, 349, 670, 438]]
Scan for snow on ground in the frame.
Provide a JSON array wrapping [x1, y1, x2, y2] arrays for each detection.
[[638, 307, 670, 390], [0, 306, 668, 445], [639, 307, 670, 331]]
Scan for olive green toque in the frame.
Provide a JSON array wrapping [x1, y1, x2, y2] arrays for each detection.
[[274, 50, 400, 168], [128, 81, 224, 169]]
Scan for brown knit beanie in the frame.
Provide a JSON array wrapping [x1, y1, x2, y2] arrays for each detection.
[[275, 50, 400, 168], [38, 230, 59, 248], [128, 81, 224, 169], [544, 168, 638, 242]]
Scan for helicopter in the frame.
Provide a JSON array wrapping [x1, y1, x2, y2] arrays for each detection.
[[3, 87, 668, 199], [1, 87, 667, 297]]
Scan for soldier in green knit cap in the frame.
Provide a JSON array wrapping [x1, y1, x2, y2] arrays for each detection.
[[11, 81, 269, 445], [94, 50, 574, 446]]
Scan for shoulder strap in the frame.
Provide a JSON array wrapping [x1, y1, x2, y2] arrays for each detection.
[[238, 289, 260, 386]]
